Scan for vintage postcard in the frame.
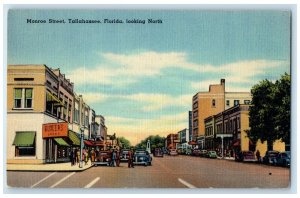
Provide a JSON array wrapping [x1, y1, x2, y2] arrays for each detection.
[[5, 7, 291, 190]]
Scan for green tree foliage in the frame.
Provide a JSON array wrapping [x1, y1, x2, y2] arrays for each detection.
[[117, 137, 131, 149], [136, 135, 165, 150], [248, 73, 290, 145]]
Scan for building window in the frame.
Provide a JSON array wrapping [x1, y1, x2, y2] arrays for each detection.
[[226, 100, 230, 106], [212, 99, 216, 107], [193, 111, 198, 118], [244, 100, 251, 104], [13, 132, 36, 156], [193, 102, 198, 109], [234, 100, 240, 106], [14, 88, 33, 109], [193, 120, 198, 127]]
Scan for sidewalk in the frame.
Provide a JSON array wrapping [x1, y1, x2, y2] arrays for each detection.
[[6, 161, 93, 172]]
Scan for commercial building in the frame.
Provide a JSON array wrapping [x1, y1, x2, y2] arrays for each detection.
[[204, 104, 285, 157], [166, 134, 180, 149], [192, 79, 251, 141], [7, 64, 106, 164]]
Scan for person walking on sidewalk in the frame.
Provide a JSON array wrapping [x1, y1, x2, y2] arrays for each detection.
[[116, 149, 121, 167], [91, 148, 95, 165], [256, 150, 261, 163], [75, 148, 80, 164], [70, 148, 75, 166], [84, 150, 89, 165]]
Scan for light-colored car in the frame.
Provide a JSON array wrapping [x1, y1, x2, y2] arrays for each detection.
[[206, 151, 217, 158], [169, 149, 178, 156], [199, 150, 208, 157]]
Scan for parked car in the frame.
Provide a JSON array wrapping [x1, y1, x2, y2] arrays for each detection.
[[169, 149, 178, 156], [206, 151, 217, 158], [263, 151, 280, 165], [94, 150, 112, 166], [177, 148, 184, 155], [185, 148, 192, 155], [134, 149, 152, 166], [153, 148, 164, 157], [192, 148, 201, 156], [275, 151, 290, 167], [242, 151, 256, 162], [199, 150, 208, 157], [120, 149, 130, 162], [162, 148, 168, 154]]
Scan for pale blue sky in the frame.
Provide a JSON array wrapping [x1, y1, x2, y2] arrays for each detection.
[[8, 10, 290, 144]]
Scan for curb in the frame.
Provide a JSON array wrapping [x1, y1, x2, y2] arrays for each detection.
[[6, 164, 94, 172]]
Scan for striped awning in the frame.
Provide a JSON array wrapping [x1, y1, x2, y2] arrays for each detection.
[[54, 138, 70, 146], [68, 131, 80, 146], [47, 92, 64, 107], [13, 132, 35, 147]]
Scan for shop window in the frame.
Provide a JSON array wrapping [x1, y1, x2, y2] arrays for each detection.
[[16, 147, 36, 156], [13, 132, 36, 156], [14, 88, 33, 109]]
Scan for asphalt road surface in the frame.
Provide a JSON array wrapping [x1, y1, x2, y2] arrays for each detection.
[[6, 155, 290, 189]]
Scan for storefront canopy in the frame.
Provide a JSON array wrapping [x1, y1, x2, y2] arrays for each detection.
[[68, 131, 80, 146], [84, 140, 94, 146], [54, 138, 70, 147], [47, 92, 64, 107], [13, 132, 35, 147]]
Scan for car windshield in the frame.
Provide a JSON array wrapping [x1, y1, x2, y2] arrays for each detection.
[[269, 152, 279, 156], [210, 151, 216, 154]]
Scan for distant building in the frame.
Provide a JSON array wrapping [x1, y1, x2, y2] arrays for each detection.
[[192, 79, 251, 141], [188, 111, 193, 142], [166, 134, 180, 149]]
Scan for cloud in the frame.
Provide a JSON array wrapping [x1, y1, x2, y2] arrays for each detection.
[[191, 59, 288, 92]]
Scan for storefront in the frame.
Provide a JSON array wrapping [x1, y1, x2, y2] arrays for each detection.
[[43, 122, 80, 163]]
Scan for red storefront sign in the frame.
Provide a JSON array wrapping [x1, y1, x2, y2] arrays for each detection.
[[42, 122, 68, 138]]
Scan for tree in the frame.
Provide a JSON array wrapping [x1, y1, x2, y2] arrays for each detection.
[[117, 137, 131, 149], [136, 135, 165, 150], [248, 73, 290, 148]]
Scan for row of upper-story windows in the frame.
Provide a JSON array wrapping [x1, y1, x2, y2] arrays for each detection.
[[205, 126, 213, 137], [226, 99, 251, 106]]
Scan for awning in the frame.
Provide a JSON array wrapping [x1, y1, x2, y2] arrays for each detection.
[[47, 92, 64, 107], [13, 132, 35, 147], [54, 138, 70, 146], [84, 140, 94, 146], [68, 131, 80, 146]]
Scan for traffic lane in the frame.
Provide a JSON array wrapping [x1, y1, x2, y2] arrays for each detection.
[[29, 172, 73, 188], [6, 171, 56, 188], [163, 155, 289, 188], [86, 162, 185, 188]]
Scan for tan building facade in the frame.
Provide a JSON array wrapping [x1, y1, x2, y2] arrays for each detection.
[[192, 79, 251, 141], [7, 65, 80, 164]]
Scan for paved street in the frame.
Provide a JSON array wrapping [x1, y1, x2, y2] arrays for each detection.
[[7, 155, 290, 188]]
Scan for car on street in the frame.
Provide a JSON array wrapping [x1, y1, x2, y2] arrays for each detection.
[[192, 148, 201, 156], [206, 151, 217, 158], [162, 148, 168, 154], [153, 148, 164, 157], [134, 149, 152, 166], [275, 151, 290, 167], [120, 149, 130, 162], [185, 148, 192, 155], [169, 149, 178, 156], [199, 149, 208, 157], [235, 151, 256, 162], [94, 150, 112, 166], [263, 150, 280, 165]]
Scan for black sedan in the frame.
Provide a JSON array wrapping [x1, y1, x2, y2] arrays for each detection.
[[262, 150, 279, 165], [133, 149, 152, 166]]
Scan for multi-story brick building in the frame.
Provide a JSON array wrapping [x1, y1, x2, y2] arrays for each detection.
[[204, 104, 286, 158], [192, 79, 251, 142]]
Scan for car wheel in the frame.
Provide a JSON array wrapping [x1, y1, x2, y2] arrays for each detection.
[[144, 163, 147, 167]]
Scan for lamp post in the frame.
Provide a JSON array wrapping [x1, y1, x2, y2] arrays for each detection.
[[79, 126, 85, 168]]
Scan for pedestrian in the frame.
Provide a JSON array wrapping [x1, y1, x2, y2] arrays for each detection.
[[256, 150, 261, 163], [111, 149, 116, 167], [75, 148, 80, 164], [69, 148, 74, 166], [91, 148, 95, 165], [128, 148, 135, 168], [116, 149, 120, 167], [84, 150, 89, 165]]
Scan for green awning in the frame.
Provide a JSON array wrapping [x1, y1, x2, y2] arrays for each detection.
[[54, 138, 70, 147], [13, 132, 35, 147], [68, 131, 80, 146]]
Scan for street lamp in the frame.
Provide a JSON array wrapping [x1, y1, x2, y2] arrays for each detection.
[[79, 126, 85, 168]]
